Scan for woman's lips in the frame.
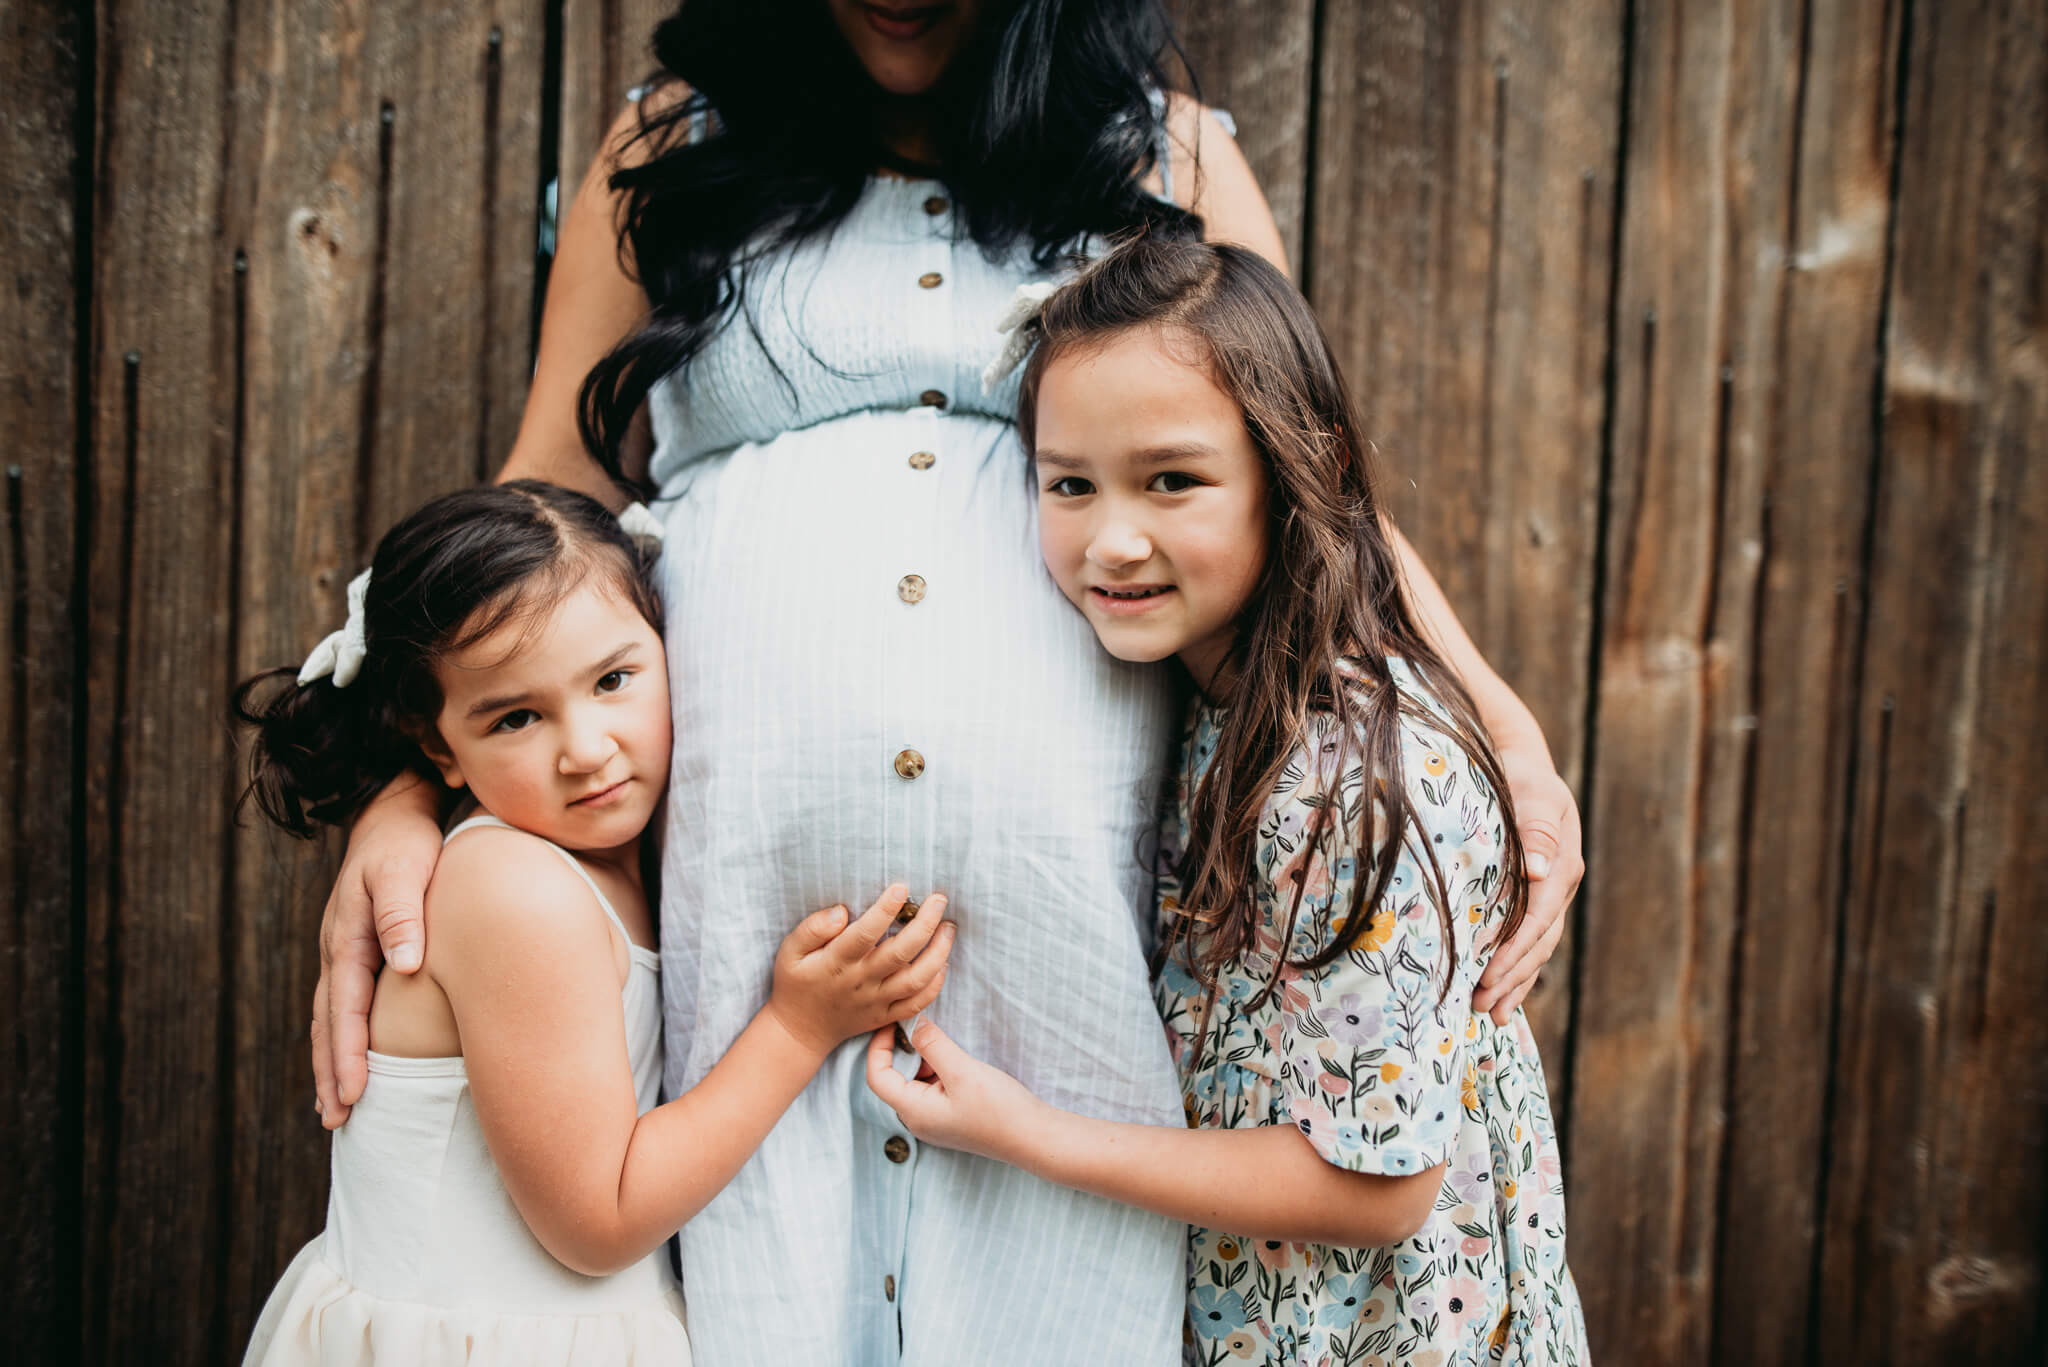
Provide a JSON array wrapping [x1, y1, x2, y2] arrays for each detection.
[[861, 3, 947, 40], [1089, 585, 1176, 616]]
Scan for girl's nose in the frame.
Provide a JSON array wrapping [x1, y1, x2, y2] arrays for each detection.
[[558, 715, 618, 775], [1086, 516, 1152, 569]]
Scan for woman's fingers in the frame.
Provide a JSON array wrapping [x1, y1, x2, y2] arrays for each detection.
[[310, 972, 342, 1127], [365, 851, 431, 974], [1480, 906, 1567, 1024]]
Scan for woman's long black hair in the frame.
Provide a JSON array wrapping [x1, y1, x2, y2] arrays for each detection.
[[233, 481, 663, 837], [578, 0, 1204, 486]]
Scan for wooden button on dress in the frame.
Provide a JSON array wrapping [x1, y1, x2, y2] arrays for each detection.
[[893, 748, 925, 780], [908, 450, 936, 470], [885, 1275, 897, 1302], [884, 1135, 912, 1163], [918, 271, 943, 289], [923, 195, 948, 216], [897, 574, 926, 604], [919, 389, 947, 409]]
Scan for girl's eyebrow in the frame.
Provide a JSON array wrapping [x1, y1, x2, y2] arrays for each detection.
[[1037, 442, 1221, 470], [463, 642, 640, 719]]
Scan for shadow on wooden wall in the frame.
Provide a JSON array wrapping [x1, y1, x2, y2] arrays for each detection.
[[5, 1, 2043, 1361]]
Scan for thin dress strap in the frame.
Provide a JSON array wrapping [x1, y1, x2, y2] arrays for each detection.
[[443, 813, 639, 954]]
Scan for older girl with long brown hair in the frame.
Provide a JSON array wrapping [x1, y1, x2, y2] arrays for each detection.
[[867, 235, 1590, 1366]]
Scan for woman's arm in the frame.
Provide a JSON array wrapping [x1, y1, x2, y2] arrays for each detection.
[[496, 94, 686, 499], [1387, 525, 1582, 1019], [865, 1022, 1441, 1248], [433, 831, 955, 1276], [312, 773, 444, 1127]]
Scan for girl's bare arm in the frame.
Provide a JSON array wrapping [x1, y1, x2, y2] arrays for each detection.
[[434, 831, 954, 1276], [866, 1022, 1441, 1249]]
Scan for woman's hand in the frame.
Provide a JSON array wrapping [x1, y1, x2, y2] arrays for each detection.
[[313, 775, 445, 1128], [763, 885, 955, 1058], [864, 1018, 1051, 1166], [1474, 746, 1584, 1023]]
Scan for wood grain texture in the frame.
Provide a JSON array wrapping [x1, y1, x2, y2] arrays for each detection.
[[1819, 0, 2048, 1358], [1, 1, 86, 1359], [560, 0, 671, 196], [1166, 0, 1315, 273], [1707, 3, 1904, 1360], [1569, 1, 1831, 1357], [78, 3, 238, 1359], [212, 2, 544, 1352], [1305, 0, 1619, 1104]]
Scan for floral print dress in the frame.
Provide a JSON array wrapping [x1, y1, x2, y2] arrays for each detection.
[[1154, 661, 1589, 1367]]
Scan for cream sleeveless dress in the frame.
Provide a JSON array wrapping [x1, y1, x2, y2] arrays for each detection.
[[244, 815, 689, 1365]]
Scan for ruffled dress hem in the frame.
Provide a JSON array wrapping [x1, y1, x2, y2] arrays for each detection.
[[244, 1240, 691, 1367]]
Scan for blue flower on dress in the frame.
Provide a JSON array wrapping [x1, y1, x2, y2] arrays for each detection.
[[1396, 1250, 1427, 1278], [1381, 1144, 1425, 1174], [1318, 1272, 1371, 1325], [1190, 1285, 1250, 1332]]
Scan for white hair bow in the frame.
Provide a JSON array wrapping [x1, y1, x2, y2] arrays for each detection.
[[617, 501, 666, 551], [980, 279, 1065, 394], [297, 568, 372, 688]]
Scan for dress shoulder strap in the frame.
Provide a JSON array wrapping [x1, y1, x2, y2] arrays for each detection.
[[443, 814, 637, 953]]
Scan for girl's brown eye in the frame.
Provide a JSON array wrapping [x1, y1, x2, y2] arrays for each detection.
[[1150, 471, 1200, 494], [491, 709, 539, 734], [1047, 476, 1093, 498], [597, 670, 629, 693]]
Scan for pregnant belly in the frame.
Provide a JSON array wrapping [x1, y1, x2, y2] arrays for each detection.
[[651, 410, 1179, 1101]]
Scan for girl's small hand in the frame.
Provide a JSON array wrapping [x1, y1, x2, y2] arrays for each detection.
[[864, 1019, 1050, 1167], [765, 885, 955, 1059]]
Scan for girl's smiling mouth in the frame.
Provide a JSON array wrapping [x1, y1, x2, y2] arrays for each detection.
[[1091, 584, 1177, 614]]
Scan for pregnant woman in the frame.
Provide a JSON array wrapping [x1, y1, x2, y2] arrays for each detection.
[[309, 2, 1582, 1361]]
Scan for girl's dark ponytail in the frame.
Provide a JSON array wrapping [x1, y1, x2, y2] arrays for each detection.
[[232, 665, 431, 839], [232, 480, 664, 838]]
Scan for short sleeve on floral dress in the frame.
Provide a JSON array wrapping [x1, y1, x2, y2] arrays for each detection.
[[1153, 660, 1590, 1366]]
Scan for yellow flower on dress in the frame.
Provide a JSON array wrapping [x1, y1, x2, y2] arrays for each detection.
[[1216, 1238, 1240, 1260], [1423, 752, 1447, 777], [1461, 1063, 1480, 1113], [1360, 906, 1396, 953], [1380, 1062, 1403, 1083]]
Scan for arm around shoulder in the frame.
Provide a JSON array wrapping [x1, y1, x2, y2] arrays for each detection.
[[1163, 91, 1291, 278]]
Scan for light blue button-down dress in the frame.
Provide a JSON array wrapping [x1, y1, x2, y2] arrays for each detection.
[[646, 167, 1189, 1364]]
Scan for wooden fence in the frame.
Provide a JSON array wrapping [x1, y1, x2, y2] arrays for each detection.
[[5, 1, 2043, 1361]]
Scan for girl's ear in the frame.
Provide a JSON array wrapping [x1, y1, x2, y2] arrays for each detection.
[[415, 727, 467, 791]]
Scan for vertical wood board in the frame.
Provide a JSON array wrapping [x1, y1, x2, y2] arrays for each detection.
[[0, 1, 86, 1360], [1819, 0, 2048, 1358]]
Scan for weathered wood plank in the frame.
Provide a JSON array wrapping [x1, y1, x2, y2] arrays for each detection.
[[0, 1, 86, 1360], [212, 2, 545, 1351], [78, 1, 238, 1359], [1820, 1, 2048, 1359], [560, 0, 670, 201], [1305, 0, 1619, 1113], [1569, 0, 1834, 1358], [1167, 0, 1314, 274], [1707, 2, 1904, 1360]]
